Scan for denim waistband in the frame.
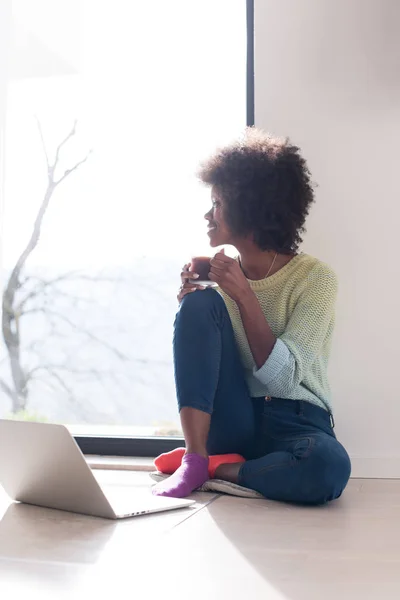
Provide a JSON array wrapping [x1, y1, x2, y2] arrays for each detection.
[[255, 397, 334, 427]]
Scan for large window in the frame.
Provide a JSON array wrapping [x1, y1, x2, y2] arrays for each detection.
[[0, 0, 254, 454]]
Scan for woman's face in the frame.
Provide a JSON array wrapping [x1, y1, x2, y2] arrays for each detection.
[[204, 189, 234, 248]]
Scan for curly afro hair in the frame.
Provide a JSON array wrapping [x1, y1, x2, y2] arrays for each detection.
[[198, 128, 315, 253]]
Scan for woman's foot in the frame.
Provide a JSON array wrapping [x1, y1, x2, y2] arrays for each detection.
[[154, 447, 186, 474], [208, 454, 245, 478], [152, 453, 209, 498], [214, 462, 243, 483], [153, 447, 246, 491]]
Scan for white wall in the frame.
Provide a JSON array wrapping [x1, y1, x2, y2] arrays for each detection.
[[255, 0, 400, 477]]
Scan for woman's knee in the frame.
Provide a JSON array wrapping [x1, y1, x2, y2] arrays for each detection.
[[178, 288, 226, 319], [174, 288, 230, 346], [306, 437, 351, 505], [181, 287, 222, 308]]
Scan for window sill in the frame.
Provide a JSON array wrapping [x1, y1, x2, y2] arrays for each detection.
[[87, 455, 154, 472], [76, 435, 184, 457]]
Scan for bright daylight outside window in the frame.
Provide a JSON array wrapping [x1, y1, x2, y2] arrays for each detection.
[[0, 0, 249, 443]]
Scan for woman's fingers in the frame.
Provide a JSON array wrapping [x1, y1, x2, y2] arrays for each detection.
[[210, 257, 228, 268], [209, 263, 225, 274], [213, 252, 233, 263], [177, 282, 206, 302], [180, 263, 190, 279], [178, 263, 206, 300], [180, 269, 199, 282], [181, 282, 206, 292]]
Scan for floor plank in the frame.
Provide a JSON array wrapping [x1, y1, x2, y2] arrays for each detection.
[[1, 477, 400, 599]]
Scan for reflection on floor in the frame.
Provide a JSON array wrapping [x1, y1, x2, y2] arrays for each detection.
[[1, 473, 400, 600]]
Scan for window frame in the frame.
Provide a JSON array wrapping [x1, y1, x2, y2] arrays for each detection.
[[74, 0, 255, 457]]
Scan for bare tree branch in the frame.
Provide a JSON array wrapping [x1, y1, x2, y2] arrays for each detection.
[[53, 120, 77, 168], [28, 363, 120, 379], [47, 369, 75, 398], [17, 270, 121, 312], [35, 116, 50, 171], [29, 364, 130, 420], [55, 151, 92, 186], [41, 287, 98, 306], [18, 282, 90, 312], [1, 119, 92, 413], [3, 121, 92, 304], [23, 307, 128, 361], [0, 378, 14, 400]]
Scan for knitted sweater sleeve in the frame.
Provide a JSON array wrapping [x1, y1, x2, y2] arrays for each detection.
[[252, 263, 338, 396]]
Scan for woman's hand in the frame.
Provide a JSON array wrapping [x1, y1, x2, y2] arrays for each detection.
[[209, 250, 252, 305], [177, 263, 206, 303]]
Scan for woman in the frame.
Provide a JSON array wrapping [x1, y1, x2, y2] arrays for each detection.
[[153, 128, 351, 505]]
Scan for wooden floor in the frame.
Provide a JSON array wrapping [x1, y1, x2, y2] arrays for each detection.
[[1, 473, 400, 599]]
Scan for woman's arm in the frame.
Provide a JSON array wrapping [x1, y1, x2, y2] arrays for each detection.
[[209, 249, 277, 367], [236, 290, 277, 369], [209, 252, 338, 397], [209, 250, 277, 366], [250, 264, 338, 397]]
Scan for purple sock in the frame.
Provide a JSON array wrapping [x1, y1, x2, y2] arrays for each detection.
[[152, 453, 209, 498]]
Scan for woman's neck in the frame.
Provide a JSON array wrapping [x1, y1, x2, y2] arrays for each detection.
[[235, 241, 293, 280]]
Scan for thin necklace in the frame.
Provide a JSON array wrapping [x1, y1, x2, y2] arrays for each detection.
[[239, 252, 279, 279], [264, 252, 278, 278]]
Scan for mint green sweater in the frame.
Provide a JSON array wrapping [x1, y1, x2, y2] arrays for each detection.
[[218, 254, 338, 412]]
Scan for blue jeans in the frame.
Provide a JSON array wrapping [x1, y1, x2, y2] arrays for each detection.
[[174, 288, 351, 505]]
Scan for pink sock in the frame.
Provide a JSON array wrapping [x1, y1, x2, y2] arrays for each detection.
[[154, 447, 185, 475], [154, 447, 245, 479], [152, 453, 209, 498]]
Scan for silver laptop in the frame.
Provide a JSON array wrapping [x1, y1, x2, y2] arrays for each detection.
[[0, 419, 194, 519]]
